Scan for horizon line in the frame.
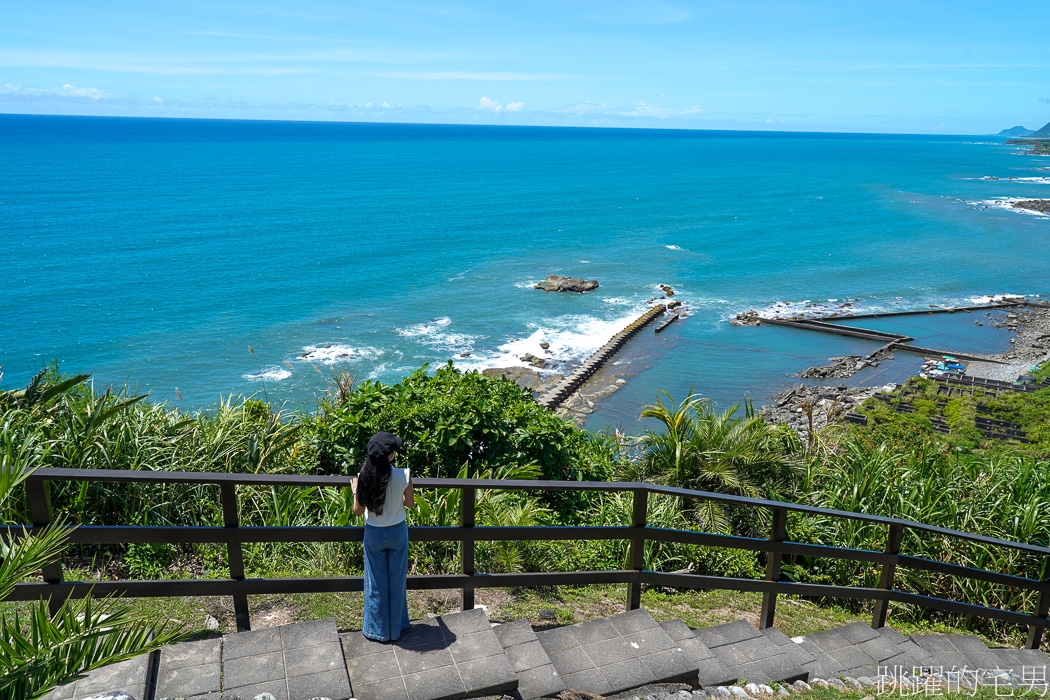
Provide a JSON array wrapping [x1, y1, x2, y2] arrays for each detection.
[[0, 110, 1010, 139]]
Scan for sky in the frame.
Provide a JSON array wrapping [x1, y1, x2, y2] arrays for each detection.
[[1, 0, 1048, 134]]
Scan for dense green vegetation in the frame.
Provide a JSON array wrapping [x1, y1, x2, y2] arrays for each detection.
[[1006, 137, 1050, 153], [0, 411, 185, 700], [848, 376, 1050, 454], [2, 361, 1049, 656]]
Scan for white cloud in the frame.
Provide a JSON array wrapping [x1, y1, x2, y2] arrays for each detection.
[[556, 100, 702, 119], [380, 101, 391, 108], [153, 96, 163, 103], [479, 96, 523, 114], [617, 102, 703, 118], [2, 83, 112, 100], [381, 71, 570, 82]]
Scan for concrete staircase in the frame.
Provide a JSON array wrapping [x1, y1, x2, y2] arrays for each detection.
[[44, 609, 1050, 700]]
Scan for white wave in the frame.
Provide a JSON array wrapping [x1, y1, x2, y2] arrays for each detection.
[[455, 309, 647, 375], [603, 297, 632, 305], [969, 293, 1030, 304], [295, 344, 383, 364], [975, 176, 1050, 184], [968, 197, 1050, 217], [243, 367, 291, 381], [395, 317, 478, 353], [665, 244, 683, 251], [734, 291, 1039, 322], [514, 280, 539, 289]]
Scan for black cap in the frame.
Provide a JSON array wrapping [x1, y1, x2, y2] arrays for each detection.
[[367, 432, 403, 460]]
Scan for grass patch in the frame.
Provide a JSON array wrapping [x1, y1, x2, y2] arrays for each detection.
[[4, 582, 1026, 646]]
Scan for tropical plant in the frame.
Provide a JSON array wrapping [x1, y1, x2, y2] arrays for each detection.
[[0, 403, 186, 700], [620, 392, 802, 535]]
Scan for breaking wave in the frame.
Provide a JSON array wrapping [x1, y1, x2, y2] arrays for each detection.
[[295, 344, 383, 364], [243, 367, 292, 381], [395, 317, 479, 353]]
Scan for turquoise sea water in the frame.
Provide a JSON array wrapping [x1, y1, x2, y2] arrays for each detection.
[[1, 115, 1048, 429]]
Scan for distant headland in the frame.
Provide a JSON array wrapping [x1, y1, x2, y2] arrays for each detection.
[[1000, 118, 1050, 139]]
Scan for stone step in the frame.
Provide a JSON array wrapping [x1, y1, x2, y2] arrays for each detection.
[[47, 618, 352, 700], [39, 610, 1050, 700], [220, 618, 351, 700], [659, 619, 737, 688], [41, 653, 152, 700], [341, 608, 517, 700], [535, 608, 696, 696], [692, 620, 808, 685], [909, 634, 1050, 679], [493, 619, 566, 700], [801, 622, 935, 679]]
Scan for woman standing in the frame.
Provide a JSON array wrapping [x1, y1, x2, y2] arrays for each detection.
[[351, 431, 414, 642]]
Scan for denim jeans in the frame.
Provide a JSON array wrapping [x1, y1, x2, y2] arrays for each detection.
[[363, 520, 410, 641]]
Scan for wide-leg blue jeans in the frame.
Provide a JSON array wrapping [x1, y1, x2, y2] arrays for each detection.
[[362, 520, 410, 642]]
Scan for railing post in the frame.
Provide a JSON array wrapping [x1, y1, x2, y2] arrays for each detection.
[[26, 478, 64, 617], [460, 487, 476, 612], [1026, 555, 1050, 650], [759, 507, 788, 629], [220, 482, 251, 631], [626, 488, 648, 611], [872, 523, 905, 630]]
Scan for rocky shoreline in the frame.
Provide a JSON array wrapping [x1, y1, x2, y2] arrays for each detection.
[[1012, 199, 1050, 215], [961, 304, 1050, 381], [483, 297, 1050, 435], [765, 303, 1050, 437]]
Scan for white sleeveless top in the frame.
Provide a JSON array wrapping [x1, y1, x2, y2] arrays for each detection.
[[364, 467, 411, 527]]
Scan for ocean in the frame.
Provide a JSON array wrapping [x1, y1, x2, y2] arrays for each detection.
[[1, 114, 1047, 430]]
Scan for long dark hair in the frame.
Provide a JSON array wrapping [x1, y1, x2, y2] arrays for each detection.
[[357, 432, 401, 515]]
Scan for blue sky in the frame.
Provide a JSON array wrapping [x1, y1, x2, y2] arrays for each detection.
[[2, 0, 1048, 134]]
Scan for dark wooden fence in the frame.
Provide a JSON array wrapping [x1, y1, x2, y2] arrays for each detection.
[[5, 467, 1049, 648]]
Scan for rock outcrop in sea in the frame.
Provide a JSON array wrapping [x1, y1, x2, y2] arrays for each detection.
[[533, 275, 599, 293], [1013, 199, 1050, 215]]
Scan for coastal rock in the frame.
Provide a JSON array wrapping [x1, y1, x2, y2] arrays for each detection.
[[659, 284, 676, 297], [534, 275, 599, 293], [519, 353, 549, 369], [482, 366, 553, 392], [734, 310, 762, 326], [763, 383, 897, 440]]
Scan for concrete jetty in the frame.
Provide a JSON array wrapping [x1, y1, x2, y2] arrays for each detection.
[[759, 304, 1028, 366], [832, 300, 1022, 320], [762, 317, 913, 343], [537, 304, 667, 410]]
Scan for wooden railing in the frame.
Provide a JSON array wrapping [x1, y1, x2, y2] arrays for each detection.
[[5, 468, 1049, 648]]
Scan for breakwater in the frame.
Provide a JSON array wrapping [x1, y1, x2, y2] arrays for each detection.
[[537, 304, 667, 410]]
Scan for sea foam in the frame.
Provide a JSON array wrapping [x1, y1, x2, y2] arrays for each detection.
[[457, 308, 648, 374], [737, 292, 1037, 322], [243, 367, 292, 381], [396, 317, 478, 353], [296, 344, 383, 364], [969, 197, 1050, 217]]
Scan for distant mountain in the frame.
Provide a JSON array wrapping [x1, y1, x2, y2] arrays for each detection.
[[998, 125, 1033, 137], [1029, 120, 1050, 138]]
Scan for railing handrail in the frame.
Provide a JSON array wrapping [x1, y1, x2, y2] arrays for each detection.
[[10, 466, 1050, 648], [22, 467, 1050, 556]]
